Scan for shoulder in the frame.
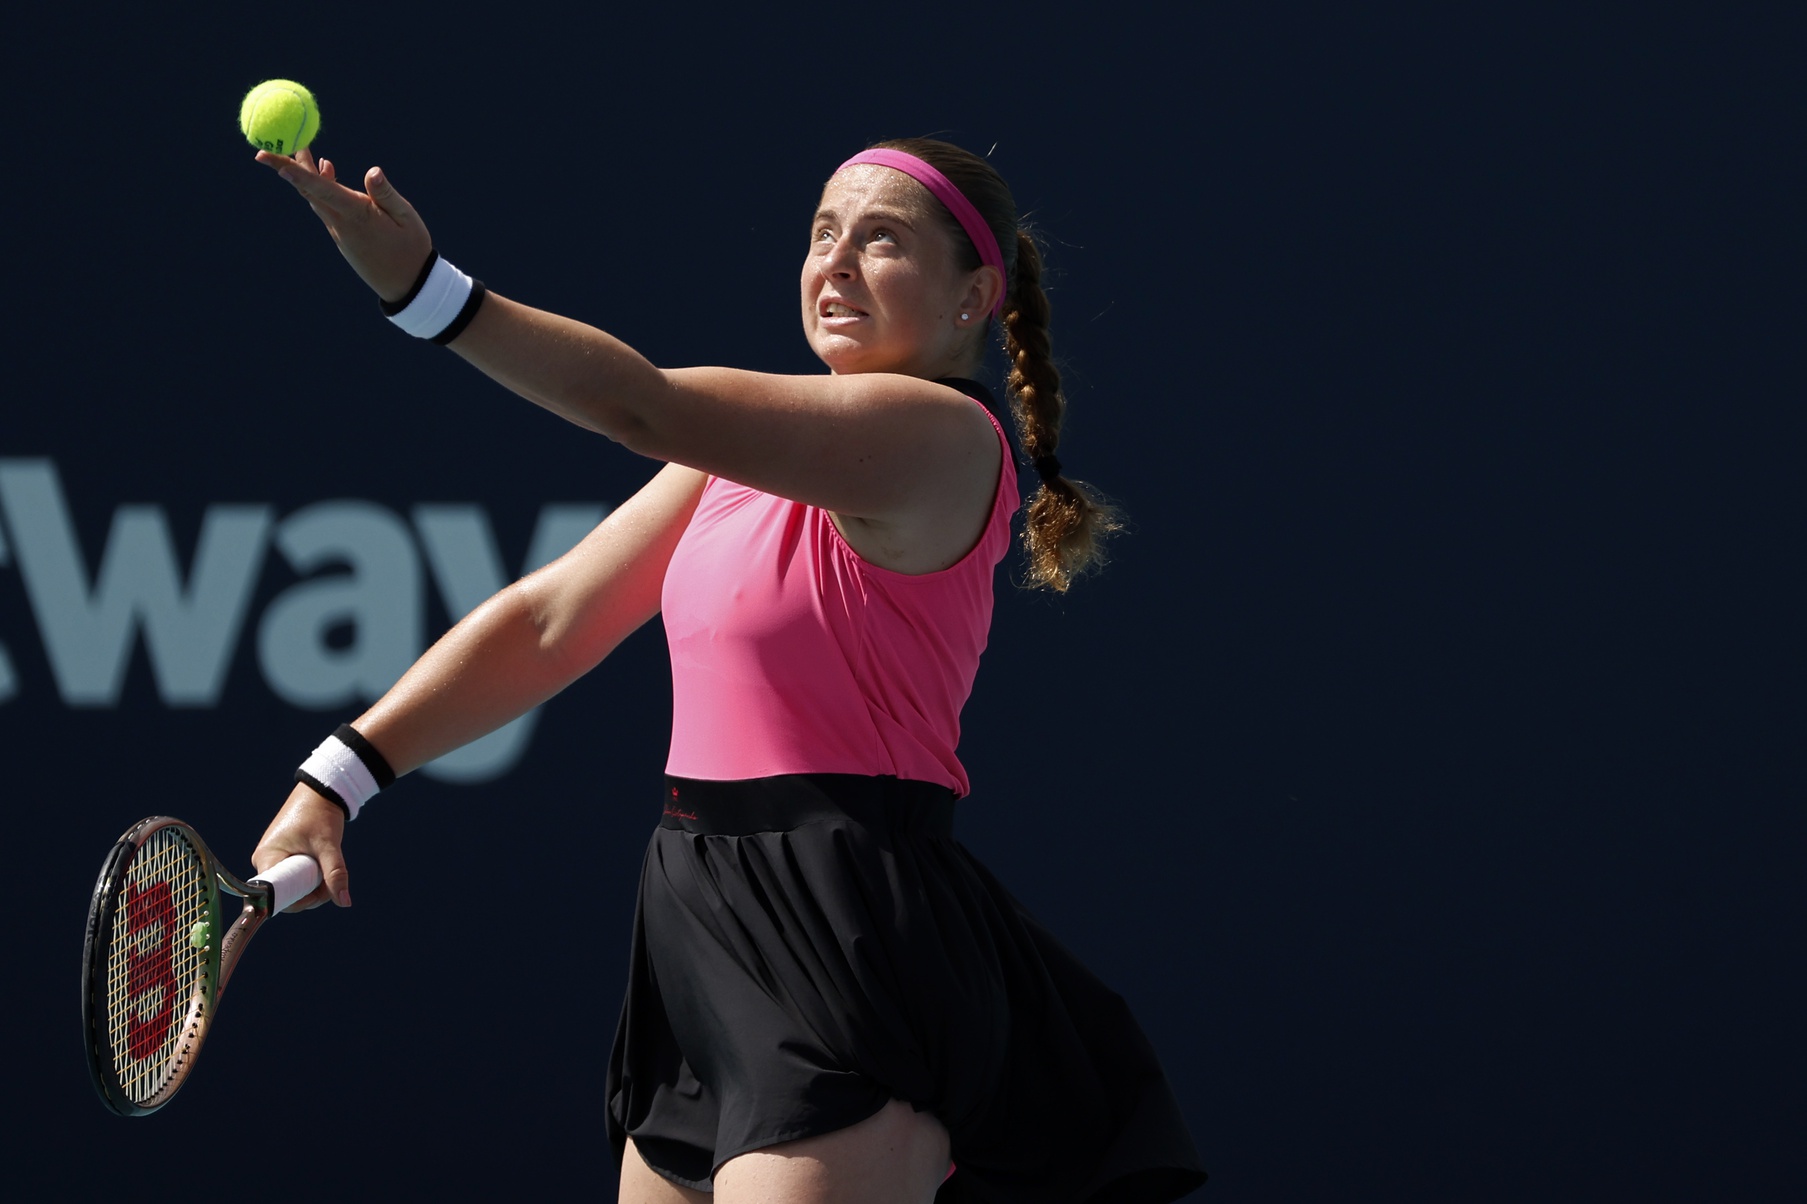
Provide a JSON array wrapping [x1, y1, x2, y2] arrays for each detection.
[[830, 381, 1009, 575]]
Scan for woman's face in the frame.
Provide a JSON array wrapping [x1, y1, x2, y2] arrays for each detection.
[[801, 164, 990, 378]]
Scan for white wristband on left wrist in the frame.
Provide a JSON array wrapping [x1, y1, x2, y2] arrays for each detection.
[[381, 250, 488, 344]]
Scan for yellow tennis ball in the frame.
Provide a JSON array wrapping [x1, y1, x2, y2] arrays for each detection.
[[239, 79, 320, 155]]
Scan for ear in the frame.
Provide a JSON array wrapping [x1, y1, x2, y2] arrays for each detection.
[[960, 264, 1005, 322]]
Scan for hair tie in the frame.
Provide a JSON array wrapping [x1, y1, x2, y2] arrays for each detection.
[[1033, 454, 1063, 482]]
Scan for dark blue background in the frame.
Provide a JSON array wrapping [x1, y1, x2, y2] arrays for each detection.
[[5, 4, 1799, 1200]]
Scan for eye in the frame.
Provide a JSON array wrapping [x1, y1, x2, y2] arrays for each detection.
[[814, 227, 836, 244], [870, 228, 896, 244]]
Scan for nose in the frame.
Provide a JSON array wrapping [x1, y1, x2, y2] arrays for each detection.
[[817, 231, 858, 281]]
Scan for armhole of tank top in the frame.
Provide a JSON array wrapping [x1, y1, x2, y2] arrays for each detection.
[[824, 398, 1016, 581], [976, 406, 1018, 525]]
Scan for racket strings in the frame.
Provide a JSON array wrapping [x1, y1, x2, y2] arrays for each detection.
[[105, 827, 211, 1102]]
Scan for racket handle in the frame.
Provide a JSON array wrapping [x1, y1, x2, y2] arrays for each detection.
[[249, 855, 323, 913]]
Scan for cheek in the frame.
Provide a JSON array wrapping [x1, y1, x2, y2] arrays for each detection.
[[799, 267, 818, 324], [871, 264, 924, 312]]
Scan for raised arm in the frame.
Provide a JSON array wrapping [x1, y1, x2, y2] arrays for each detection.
[[251, 462, 708, 908], [256, 151, 998, 530], [449, 300, 997, 523]]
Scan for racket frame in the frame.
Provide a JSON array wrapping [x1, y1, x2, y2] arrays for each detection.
[[82, 816, 285, 1117]]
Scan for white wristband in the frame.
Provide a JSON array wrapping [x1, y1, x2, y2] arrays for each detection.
[[385, 252, 484, 342], [298, 734, 381, 821]]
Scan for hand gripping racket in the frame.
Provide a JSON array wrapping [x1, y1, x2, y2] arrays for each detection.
[[81, 816, 321, 1116]]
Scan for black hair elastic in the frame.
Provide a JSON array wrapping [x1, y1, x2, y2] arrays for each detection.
[[1033, 454, 1063, 482]]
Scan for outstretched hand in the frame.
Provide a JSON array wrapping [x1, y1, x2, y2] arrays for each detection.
[[256, 148, 434, 303]]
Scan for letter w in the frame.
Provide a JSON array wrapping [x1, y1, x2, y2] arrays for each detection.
[[0, 460, 272, 706]]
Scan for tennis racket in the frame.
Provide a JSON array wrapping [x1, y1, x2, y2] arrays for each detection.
[[81, 815, 321, 1116]]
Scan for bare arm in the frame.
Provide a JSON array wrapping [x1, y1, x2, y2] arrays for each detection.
[[256, 151, 997, 531], [251, 462, 708, 908], [352, 461, 704, 770], [448, 297, 998, 521]]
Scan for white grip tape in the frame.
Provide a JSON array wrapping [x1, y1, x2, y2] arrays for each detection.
[[250, 855, 323, 913]]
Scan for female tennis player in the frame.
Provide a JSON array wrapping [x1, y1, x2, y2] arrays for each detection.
[[251, 137, 1206, 1203]]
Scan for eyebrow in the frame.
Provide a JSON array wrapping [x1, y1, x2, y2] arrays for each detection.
[[812, 206, 920, 229]]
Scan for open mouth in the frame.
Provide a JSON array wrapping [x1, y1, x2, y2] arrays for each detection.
[[821, 300, 868, 319]]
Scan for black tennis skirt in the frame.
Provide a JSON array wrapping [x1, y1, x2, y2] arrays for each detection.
[[605, 774, 1206, 1202]]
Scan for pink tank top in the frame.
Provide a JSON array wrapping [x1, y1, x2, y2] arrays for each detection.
[[661, 396, 1017, 797]]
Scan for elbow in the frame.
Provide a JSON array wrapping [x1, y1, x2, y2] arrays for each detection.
[[550, 370, 671, 456], [604, 410, 660, 458], [605, 372, 681, 460], [517, 574, 613, 680]]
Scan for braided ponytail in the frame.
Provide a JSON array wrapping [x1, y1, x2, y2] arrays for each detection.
[[871, 138, 1122, 591], [1003, 229, 1121, 591]]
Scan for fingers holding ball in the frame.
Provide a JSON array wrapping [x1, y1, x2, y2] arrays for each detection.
[[240, 78, 320, 155]]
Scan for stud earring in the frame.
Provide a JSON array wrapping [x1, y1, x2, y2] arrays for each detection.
[[960, 312, 970, 322]]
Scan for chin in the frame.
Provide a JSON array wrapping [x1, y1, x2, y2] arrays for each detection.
[[814, 339, 880, 376]]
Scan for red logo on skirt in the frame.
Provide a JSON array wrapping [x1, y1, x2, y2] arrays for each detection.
[[664, 787, 697, 820]]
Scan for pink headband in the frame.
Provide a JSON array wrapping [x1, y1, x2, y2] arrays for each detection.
[[837, 148, 1008, 319]]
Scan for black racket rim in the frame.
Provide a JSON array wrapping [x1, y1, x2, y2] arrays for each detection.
[[81, 817, 224, 1117], [81, 834, 137, 1115]]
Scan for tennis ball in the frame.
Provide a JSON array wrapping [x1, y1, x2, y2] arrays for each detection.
[[239, 79, 320, 155], [188, 921, 212, 950]]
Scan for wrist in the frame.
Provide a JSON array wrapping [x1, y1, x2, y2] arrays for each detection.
[[295, 723, 396, 821], [381, 249, 487, 344], [292, 780, 350, 825]]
